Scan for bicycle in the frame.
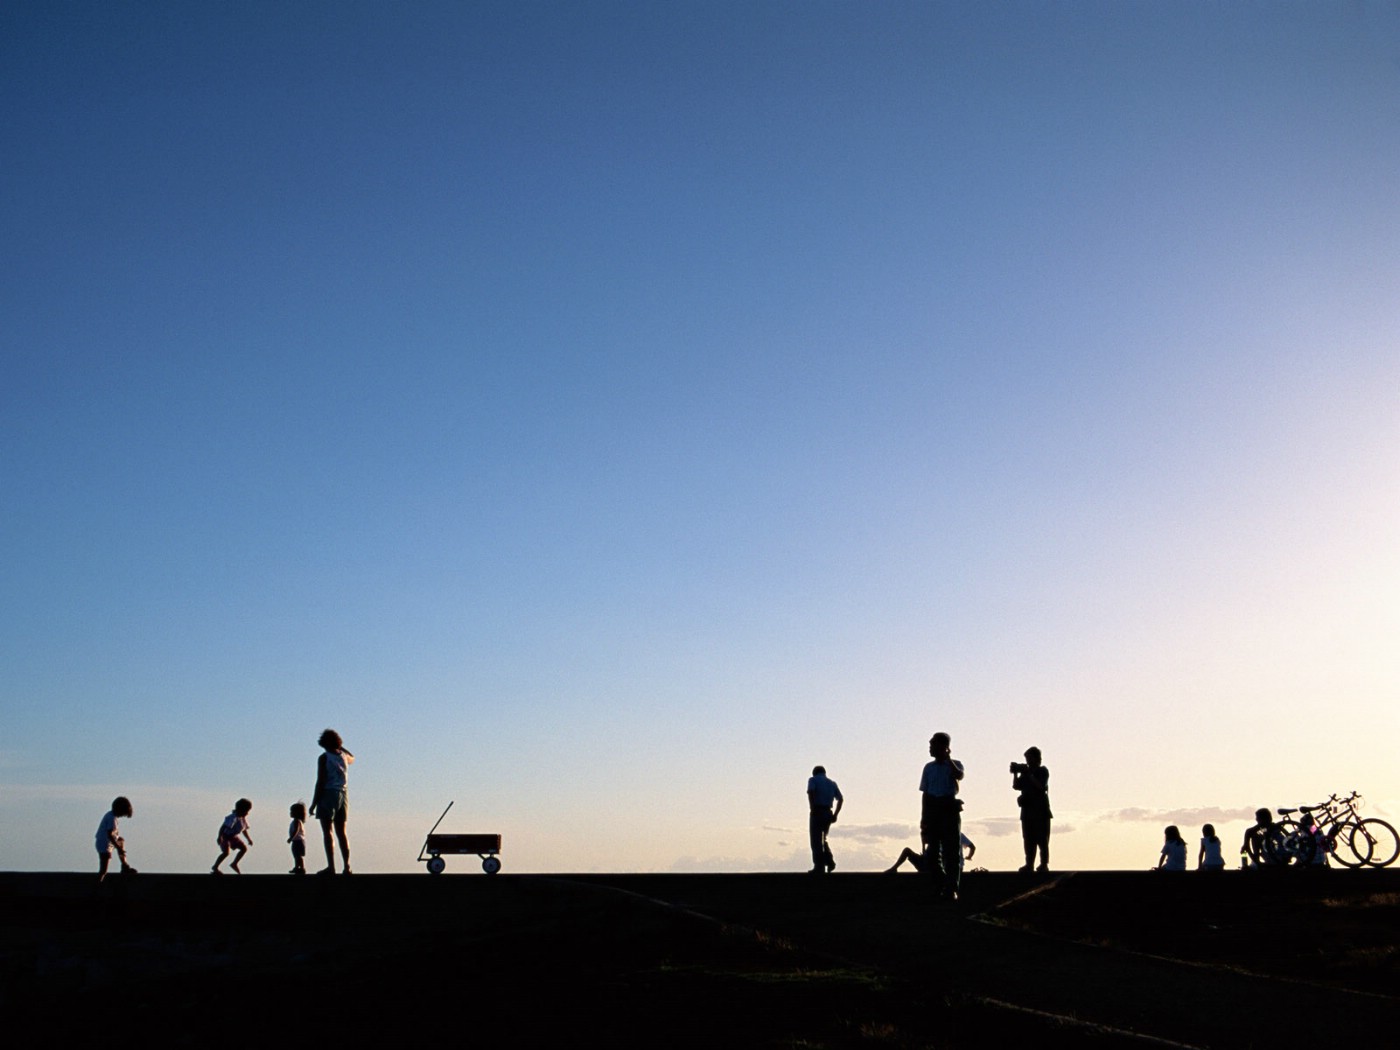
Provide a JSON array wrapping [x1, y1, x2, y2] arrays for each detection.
[[1269, 807, 1338, 866], [1277, 792, 1399, 868]]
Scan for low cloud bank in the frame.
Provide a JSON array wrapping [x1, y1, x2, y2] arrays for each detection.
[[968, 817, 1076, 838], [669, 849, 805, 873], [1098, 805, 1257, 825], [969, 818, 1020, 838], [827, 822, 915, 843]]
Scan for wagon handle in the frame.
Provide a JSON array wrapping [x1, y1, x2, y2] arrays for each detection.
[[426, 801, 454, 839]]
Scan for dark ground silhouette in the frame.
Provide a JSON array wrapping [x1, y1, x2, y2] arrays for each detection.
[[3, 869, 1397, 1046]]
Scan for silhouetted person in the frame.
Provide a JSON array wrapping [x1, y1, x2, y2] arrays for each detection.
[[1198, 823, 1225, 871], [1157, 825, 1187, 870], [807, 765, 843, 874], [884, 832, 975, 874], [212, 797, 253, 874], [1011, 746, 1051, 872], [95, 796, 136, 882], [288, 801, 308, 875], [311, 728, 354, 875], [1241, 807, 1285, 867], [920, 732, 965, 900]]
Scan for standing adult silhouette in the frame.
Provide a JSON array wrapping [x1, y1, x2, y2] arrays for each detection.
[[806, 765, 843, 874], [311, 728, 355, 876], [920, 732, 964, 900], [1012, 746, 1052, 872]]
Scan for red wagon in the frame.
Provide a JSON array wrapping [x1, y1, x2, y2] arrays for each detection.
[[417, 802, 502, 875]]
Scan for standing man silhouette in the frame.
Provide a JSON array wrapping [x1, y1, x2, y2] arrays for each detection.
[[1012, 746, 1052, 873], [920, 732, 965, 900], [807, 765, 843, 874]]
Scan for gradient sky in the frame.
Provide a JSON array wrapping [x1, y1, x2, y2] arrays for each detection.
[[3, 1, 1398, 875]]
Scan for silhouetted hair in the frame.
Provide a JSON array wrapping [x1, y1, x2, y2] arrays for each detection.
[[235, 798, 253, 815], [812, 765, 826, 776], [1202, 823, 1218, 842], [290, 801, 307, 821], [1254, 808, 1272, 825], [1024, 746, 1041, 759], [1164, 825, 1183, 843], [319, 728, 343, 751], [931, 732, 951, 749], [111, 796, 133, 818]]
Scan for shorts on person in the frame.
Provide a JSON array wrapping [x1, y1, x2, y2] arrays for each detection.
[[316, 789, 348, 822]]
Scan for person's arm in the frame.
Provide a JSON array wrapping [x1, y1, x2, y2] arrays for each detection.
[[832, 790, 843, 821], [310, 753, 327, 817], [951, 758, 964, 781]]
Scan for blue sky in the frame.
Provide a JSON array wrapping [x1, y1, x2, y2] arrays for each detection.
[[3, 2, 1398, 874]]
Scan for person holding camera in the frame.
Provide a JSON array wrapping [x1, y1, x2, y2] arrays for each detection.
[[1011, 746, 1052, 873], [919, 732, 965, 900]]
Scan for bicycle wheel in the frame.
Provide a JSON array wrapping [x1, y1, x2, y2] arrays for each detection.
[[1287, 826, 1316, 865], [1358, 818, 1399, 868], [1331, 822, 1372, 868], [1249, 824, 1289, 866], [1274, 819, 1309, 865]]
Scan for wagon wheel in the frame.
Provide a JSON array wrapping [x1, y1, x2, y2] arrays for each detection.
[[427, 855, 447, 875], [482, 855, 502, 875]]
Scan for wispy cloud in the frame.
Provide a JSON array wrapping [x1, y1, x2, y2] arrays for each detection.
[[969, 818, 1022, 838], [1097, 805, 1257, 825], [761, 825, 793, 834], [828, 822, 915, 843], [963, 817, 1076, 839], [669, 848, 807, 873]]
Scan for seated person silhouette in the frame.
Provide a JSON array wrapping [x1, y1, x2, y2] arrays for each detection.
[[884, 833, 975, 874], [1241, 807, 1287, 866]]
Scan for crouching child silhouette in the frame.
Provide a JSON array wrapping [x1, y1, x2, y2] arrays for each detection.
[[213, 798, 253, 874], [96, 796, 136, 882]]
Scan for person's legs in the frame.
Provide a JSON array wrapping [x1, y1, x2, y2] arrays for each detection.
[[885, 847, 924, 873], [1020, 819, 1036, 871], [334, 816, 350, 873], [934, 808, 962, 897], [98, 851, 111, 882], [319, 815, 336, 873]]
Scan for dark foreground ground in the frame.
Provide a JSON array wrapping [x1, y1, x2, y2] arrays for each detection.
[[2, 868, 1397, 1047]]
